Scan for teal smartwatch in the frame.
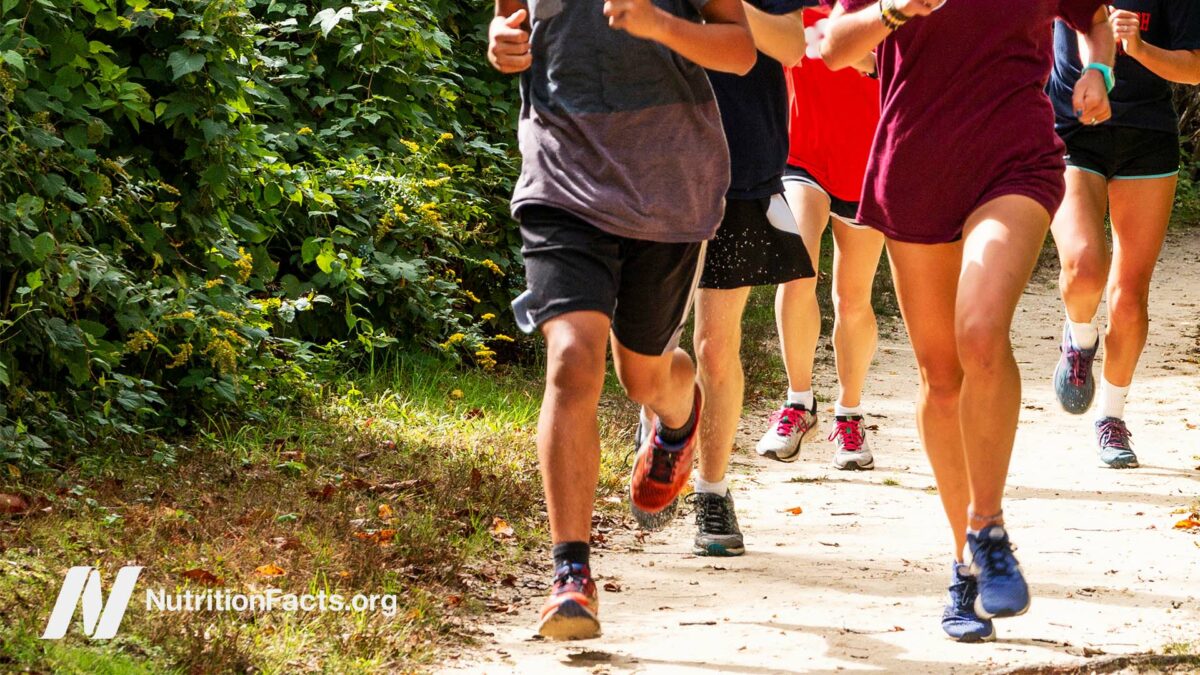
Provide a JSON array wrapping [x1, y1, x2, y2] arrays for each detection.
[[1083, 62, 1115, 93]]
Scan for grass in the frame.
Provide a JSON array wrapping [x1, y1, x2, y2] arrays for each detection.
[[0, 354, 635, 673], [0, 226, 903, 673]]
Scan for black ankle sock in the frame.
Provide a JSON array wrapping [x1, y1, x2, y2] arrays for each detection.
[[656, 403, 697, 445], [552, 541, 590, 571]]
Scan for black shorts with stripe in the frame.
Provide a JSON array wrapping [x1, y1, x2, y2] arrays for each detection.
[[699, 194, 815, 290]]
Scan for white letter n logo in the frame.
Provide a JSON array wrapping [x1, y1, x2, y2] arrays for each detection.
[[41, 566, 143, 639]]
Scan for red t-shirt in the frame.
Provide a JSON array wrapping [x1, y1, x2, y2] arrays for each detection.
[[840, 0, 1105, 244], [786, 7, 880, 203]]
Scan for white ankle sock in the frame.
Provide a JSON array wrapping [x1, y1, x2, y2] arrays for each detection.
[[835, 403, 863, 418], [1069, 318, 1099, 350], [787, 389, 814, 410], [693, 475, 729, 496], [1096, 378, 1130, 420]]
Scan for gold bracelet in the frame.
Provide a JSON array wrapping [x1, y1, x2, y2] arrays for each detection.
[[878, 0, 910, 31]]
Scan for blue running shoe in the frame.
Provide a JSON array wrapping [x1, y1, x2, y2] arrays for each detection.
[[968, 525, 1030, 619], [1053, 322, 1097, 415], [942, 562, 995, 643], [1096, 417, 1139, 469]]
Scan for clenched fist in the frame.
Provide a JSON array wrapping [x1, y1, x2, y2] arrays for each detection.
[[603, 0, 665, 41], [488, 9, 532, 74]]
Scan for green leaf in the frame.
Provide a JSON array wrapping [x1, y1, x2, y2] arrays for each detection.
[[300, 237, 320, 264], [315, 243, 336, 274], [31, 232, 55, 262], [24, 270, 43, 293], [311, 7, 354, 36], [167, 50, 206, 80], [263, 182, 282, 207], [2, 50, 23, 75]]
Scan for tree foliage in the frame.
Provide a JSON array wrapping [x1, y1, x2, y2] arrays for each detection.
[[0, 0, 522, 468]]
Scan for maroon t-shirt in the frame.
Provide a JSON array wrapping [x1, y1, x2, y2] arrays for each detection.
[[840, 0, 1104, 243]]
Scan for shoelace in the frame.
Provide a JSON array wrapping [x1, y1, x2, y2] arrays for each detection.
[[949, 575, 979, 613], [1065, 344, 1094, 386], [770, 407, 802, 437], [1097, 419, 1133, 450], [685, 492, 735, 534], [974, 534, 1017, 577], [648, 439, 681, 483], [552, 563, 592, 596], [829, 418, 864, 451]]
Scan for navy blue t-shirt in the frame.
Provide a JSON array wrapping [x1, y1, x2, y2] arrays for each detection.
[[707, 0, 809, 199], [1050, 1, 1200, 137]]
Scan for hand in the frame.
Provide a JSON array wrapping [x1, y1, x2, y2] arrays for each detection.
[[892, 0, 943, 18], [603, 0, 665, 41], [1073, 68, 1112, 126], [488, 9, 531, 74], [1110, 9, 1144, 56]]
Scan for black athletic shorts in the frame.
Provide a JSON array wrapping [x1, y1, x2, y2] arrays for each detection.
[[512, 205, 704, 356], [1063, 126, 1180, 181], [700, 194, 815, 290], [782, 164, 862, 225]]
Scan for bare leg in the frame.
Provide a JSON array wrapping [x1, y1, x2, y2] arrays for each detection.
[[778, 181, 831, 394], [1102, 176, 1175, 387], [611, 339, 697, 430], [1051, 168, 1110, 325], [830, 218, 886, 408], [956, 195, 1050, 521], [884, 237, 968, 560], [694, 287, 754, 483], [539, 311, 612, 544]]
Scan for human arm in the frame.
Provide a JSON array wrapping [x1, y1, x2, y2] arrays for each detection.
[[1112, 9, 1200, 85], [604, 0, 757, 75], [487, 0, 531, 74], [819, 0, 936, 72], [1073, 7, 1115, 124], [743, 3, 806, 67]]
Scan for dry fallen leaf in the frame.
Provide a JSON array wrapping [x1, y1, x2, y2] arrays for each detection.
[[307, 484, 336, 502], [255, 563, 286, 576], [1173, 517, 1200, 530], [181, 569, 222, 586], [784, 506, 804, 515], [491, 516, 515, 539], [378, 528, 397, 544], [0, 493, 29, 515], [603, 582, 622, 593], [378, 503, 394, 521]]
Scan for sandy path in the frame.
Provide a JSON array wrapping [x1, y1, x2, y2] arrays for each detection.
[[450, 229, 1200, 674]]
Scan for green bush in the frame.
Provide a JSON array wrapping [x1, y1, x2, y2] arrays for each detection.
[[0, 0, 522, 469]]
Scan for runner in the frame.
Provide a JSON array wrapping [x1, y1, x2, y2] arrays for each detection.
[[1048, 2, 1200, 468], [690, 0, 815, 556], [821, 0, 1113, 642], [756, 2, 885, 471], [487, 0, 755, 640]]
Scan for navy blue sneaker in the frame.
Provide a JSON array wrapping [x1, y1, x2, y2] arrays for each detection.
[[1053, 322, 1097, 415], [942, 563, 995, 643], [1096, 417, 1139, 468], [968, 525, 1030, 619]]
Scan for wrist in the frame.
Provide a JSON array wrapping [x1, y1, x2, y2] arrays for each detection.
[[1124, 38, 1144, 57], [642, 6, 670, 42], [878, 0, 910, 31], [1083, 62, 1115, 92]]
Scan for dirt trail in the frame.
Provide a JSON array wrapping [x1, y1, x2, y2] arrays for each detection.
[[450, 229, 1200, 674]]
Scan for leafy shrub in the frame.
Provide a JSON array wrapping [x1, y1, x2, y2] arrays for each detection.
[[0, 0, 522, 469]]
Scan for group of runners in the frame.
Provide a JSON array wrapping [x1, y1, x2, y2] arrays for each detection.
[[487, 0, 1199, 644]]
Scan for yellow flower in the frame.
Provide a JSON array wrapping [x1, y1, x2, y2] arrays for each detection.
[[217, 310, 237, 322], [166, 343, 193, 369], [450, 389, 464, 400], [297, 126, 313, 135], [492, 334, 515, 343], [480, 259, 503, 275], [125, 330, 158, 354], [439, 132, 453, 141], [205, 278, 224, 288], [437, 163, 452, 171], [447, 333, 465, 344], [463, 290, 480, 303], [233, 247, 254, 284], [401, 140, 420, 153], [166, 311, 196, 321], [481, 313, 496, 321], [422, 177, 450, 188]]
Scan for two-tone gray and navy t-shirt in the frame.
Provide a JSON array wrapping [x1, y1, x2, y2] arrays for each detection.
[[510, 0, 732, 243]]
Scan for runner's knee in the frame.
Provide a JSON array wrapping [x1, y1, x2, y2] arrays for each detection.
[[956, 316, 1013, 376]]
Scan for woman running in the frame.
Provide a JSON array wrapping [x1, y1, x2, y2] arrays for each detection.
[[1048, 3, 1200, 468], [821, 0, 1113, 642], [756, 4, 885, 472]]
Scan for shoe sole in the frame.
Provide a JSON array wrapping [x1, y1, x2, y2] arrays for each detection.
[[629, 493, 679, 531], [833, 454, 875, 471], [1101, 458, 1140, 469], [950, 625, 997, 643], [973, 594, 1030, 620], [757, 423, 818, 463], [537, 601, 601, 640], [694, 541, 745, 557]]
